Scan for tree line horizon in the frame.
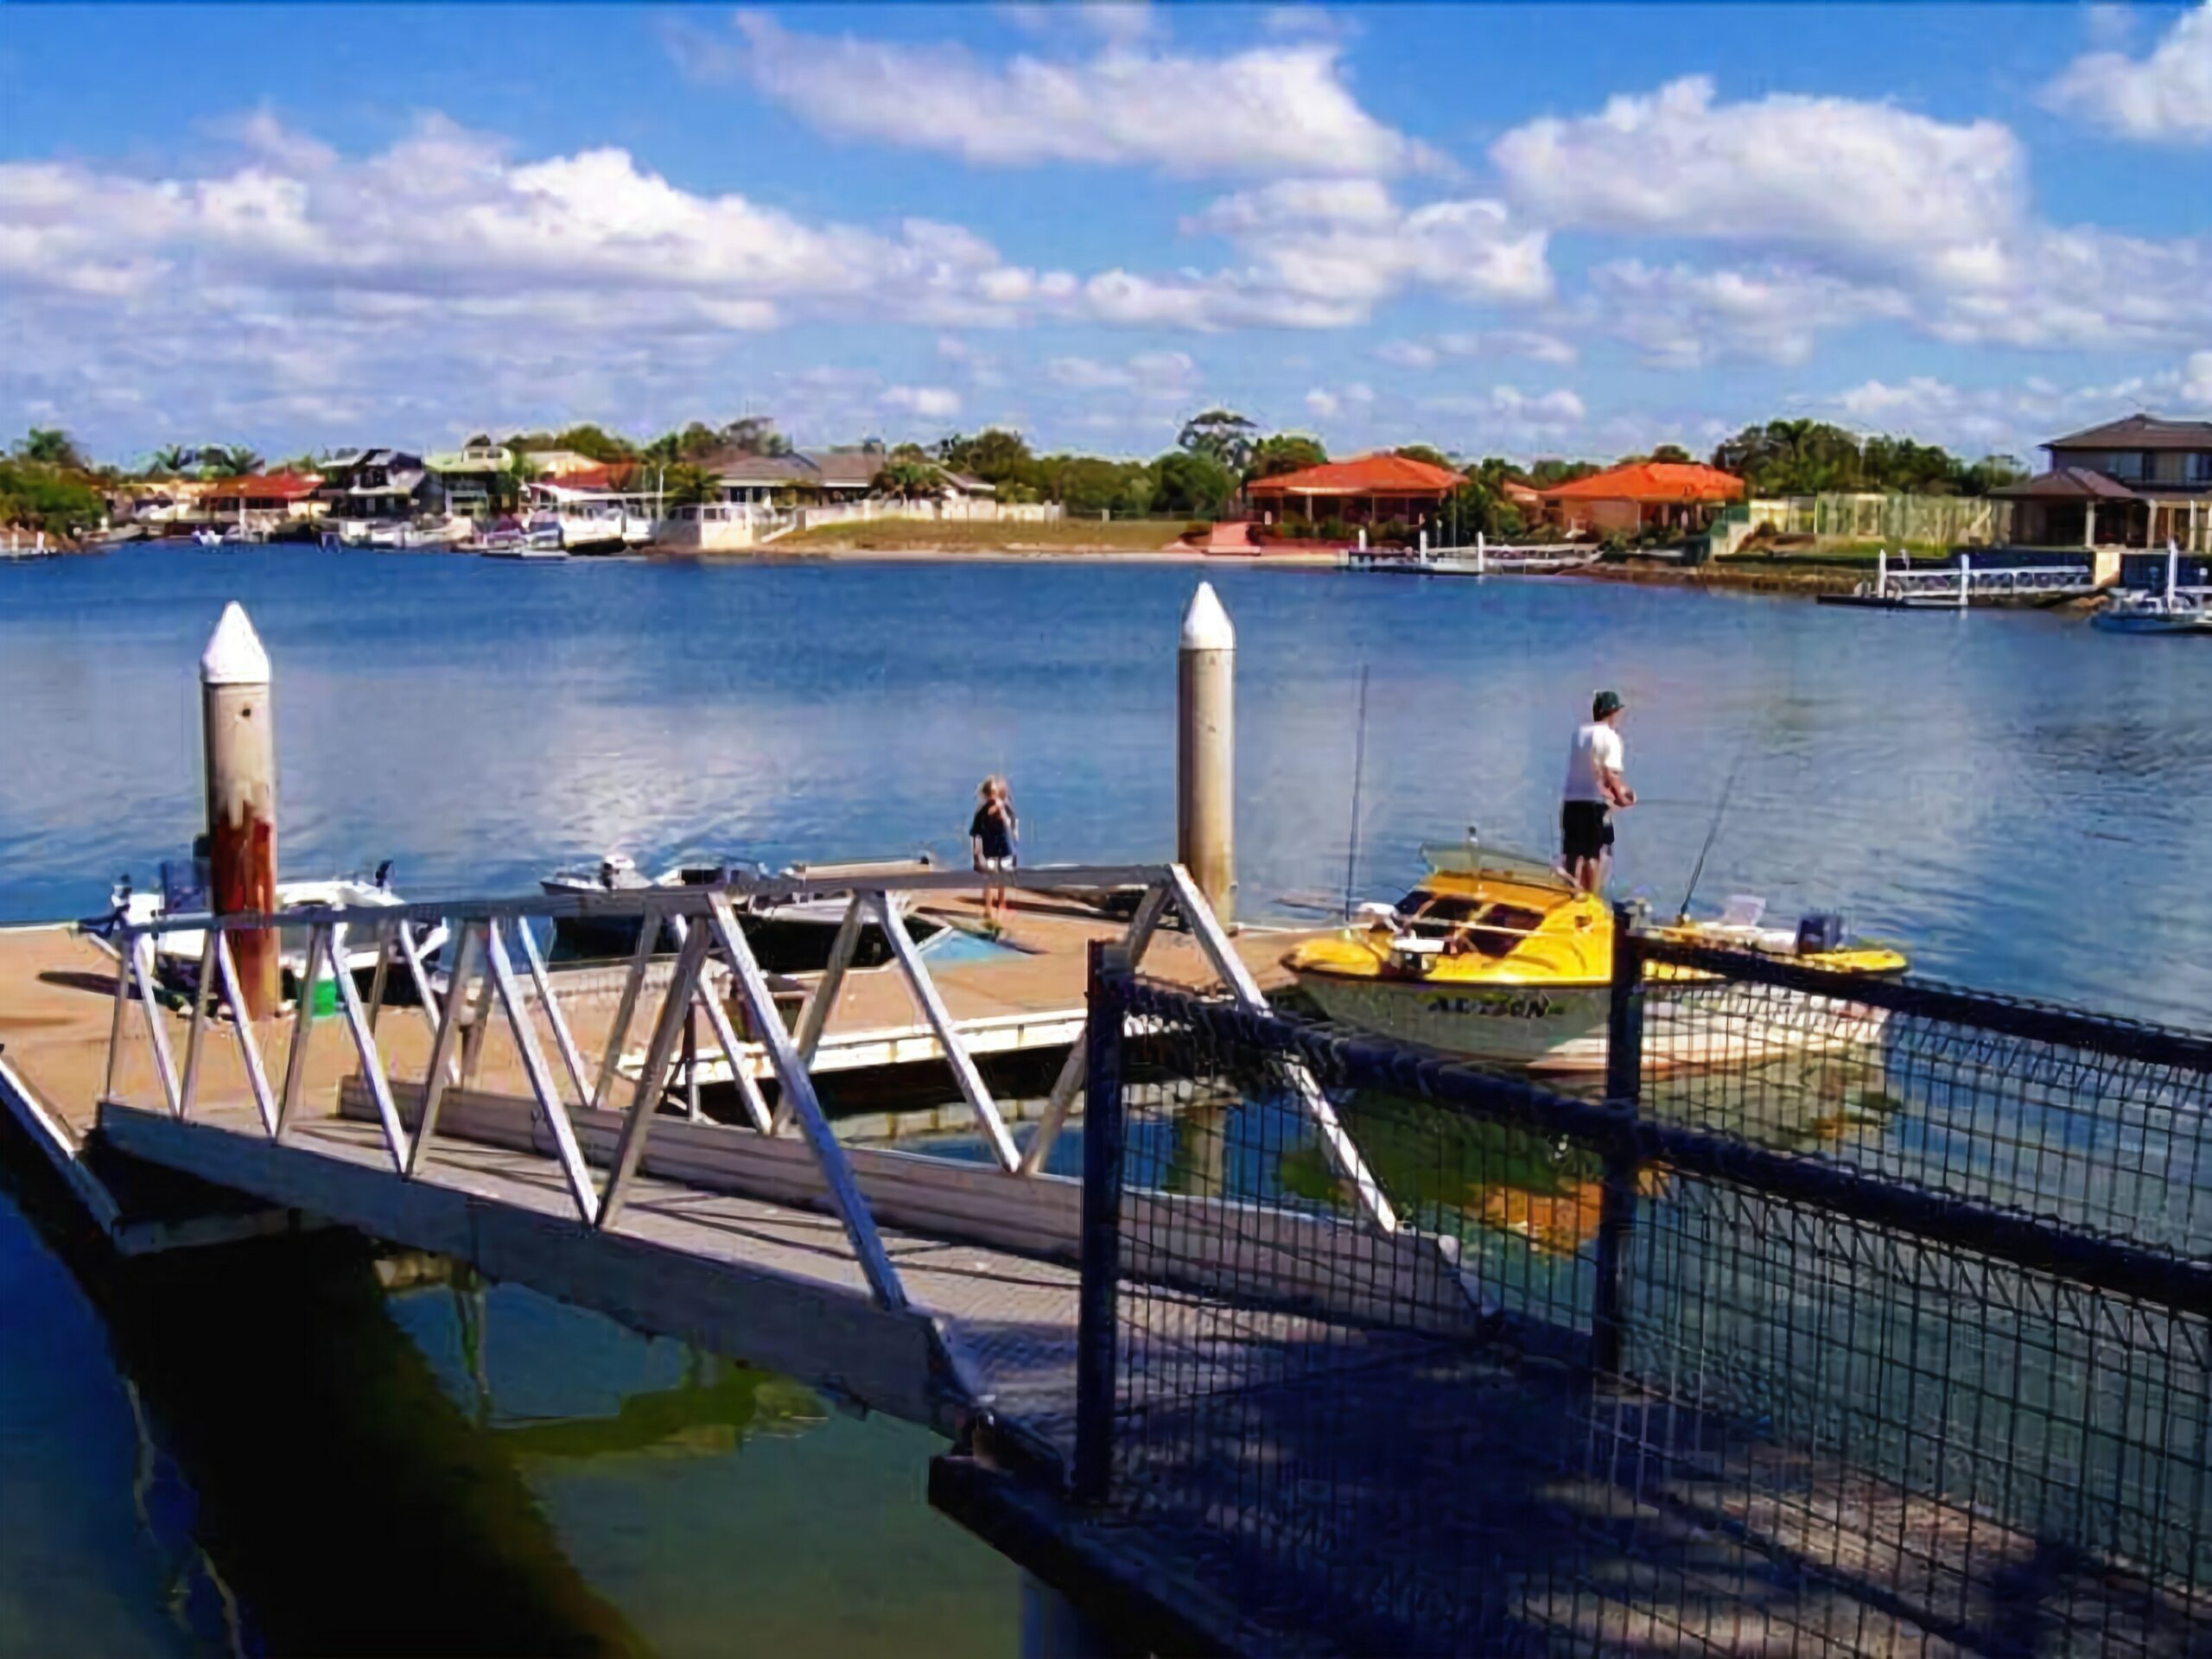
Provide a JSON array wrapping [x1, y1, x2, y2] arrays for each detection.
[[4, 414, 2031, 539]]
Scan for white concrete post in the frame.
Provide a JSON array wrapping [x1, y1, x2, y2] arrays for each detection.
[[1418, 528, 1428, 556], [201, 603, 279, 1018], [1876, 546, 1888, 599], [1356, 527, 1366, 551], [2085, 503, 2097, 549], [1475, 531, 1485, 577], [1178, 583, 1236, 930], [1959, 551, 1972, 610]]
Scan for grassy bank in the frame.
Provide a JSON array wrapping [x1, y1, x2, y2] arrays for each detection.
[[770, 519, 1190, 554]]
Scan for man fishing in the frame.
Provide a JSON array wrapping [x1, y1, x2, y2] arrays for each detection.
[[1561, 690, 1634, 893]]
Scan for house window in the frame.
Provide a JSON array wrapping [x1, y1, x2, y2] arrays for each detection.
[[2104, 451, 2146, 481], [2190, 451, 2212, 484]]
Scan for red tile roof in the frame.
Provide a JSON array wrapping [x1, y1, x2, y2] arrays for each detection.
[[1541, 462, 1745, 504], [202, 473, 321, 499], [1244, 454, 1465, 498]]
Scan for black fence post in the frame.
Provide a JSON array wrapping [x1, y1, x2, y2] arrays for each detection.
[[1592, 904, 1644, 1378], [1073, 941, 1131, 1506]]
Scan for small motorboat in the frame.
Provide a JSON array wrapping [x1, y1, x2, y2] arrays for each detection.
[[86, 859, 449, 1001], [1283, 841, 1906, 1077], [2092, 546, 2211, 635], [541, 851, 947, 972]]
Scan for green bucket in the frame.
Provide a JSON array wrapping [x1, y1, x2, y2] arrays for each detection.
[[311, 972, 340, 1016]]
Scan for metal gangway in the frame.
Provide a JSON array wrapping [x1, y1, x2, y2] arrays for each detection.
[[1341, 531, 1599, 577], [90, 863, 1458, 1449], [1858, 547, 2103, 606]]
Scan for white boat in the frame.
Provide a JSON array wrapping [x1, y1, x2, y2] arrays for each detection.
[[556, 511, 626, 555], [89, 861, 449, 997], [621, 512, 656, 549], [2092, 545, 2212, 635]]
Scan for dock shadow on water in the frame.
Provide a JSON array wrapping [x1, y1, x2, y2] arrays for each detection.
[[1, 1117, 1019, 1657]]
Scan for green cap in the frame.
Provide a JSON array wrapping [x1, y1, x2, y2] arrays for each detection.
[[1592, 690, 1625, 718]]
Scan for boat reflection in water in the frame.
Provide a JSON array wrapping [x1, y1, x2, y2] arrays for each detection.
[[1266, 1037, 1903, 1264]]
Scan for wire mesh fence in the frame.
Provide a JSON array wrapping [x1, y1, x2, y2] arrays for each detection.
[[1078, 950, 2212, 1656]]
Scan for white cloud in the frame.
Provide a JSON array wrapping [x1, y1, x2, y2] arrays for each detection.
[[1586, 260, 1911, 367], [1816, 354, 2212, 451], [1046, 350, 1197, 391], [691, 12, 1429, 178], [1492, 76, 2024, 280], [1376, 329, 1577, 369], [1420, 385, 1587, 446], [883, 385, 961, 418], [2044, 3, 2212, 143], [997, 3, 1159, 46], [1489, 75, 2209, 359], [1303, 382, 1372, 418], [2184, 350, 2212, 404]]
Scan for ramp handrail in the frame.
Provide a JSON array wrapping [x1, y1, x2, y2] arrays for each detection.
[[99, 861, 1400, 1318]]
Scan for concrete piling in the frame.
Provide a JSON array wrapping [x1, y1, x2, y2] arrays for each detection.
[[200, 602, 279, 1017], [1177, 582, 1236, 929]]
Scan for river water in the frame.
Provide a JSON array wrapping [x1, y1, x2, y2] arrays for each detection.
[[3, 545, 2207, 1654]]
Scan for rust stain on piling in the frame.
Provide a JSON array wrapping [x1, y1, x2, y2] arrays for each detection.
[[213, 808, 278, 1018]]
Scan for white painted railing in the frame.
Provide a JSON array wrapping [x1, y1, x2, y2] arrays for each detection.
[[100, 863, 1395, 1313], [1860, 550, 2102, 605]]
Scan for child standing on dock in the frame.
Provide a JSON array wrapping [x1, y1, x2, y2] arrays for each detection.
[[970, 775, 1019, 931]]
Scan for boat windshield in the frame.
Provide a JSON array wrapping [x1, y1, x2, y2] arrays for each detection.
[[1388, 895, 1550, 958], [1417, 842, 1578, 895]]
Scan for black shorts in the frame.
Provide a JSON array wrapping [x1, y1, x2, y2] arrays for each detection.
[[1560, 801, 1614, 862]]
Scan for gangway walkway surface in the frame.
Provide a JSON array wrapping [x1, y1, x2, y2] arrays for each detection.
[[20, 864, 1452, 1466]]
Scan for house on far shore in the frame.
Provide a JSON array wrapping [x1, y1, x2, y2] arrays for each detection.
[[520, 448, 608, 480], [200, 473, 325, 533], [425, 442, 515, 518], [697, 442, 998, 509], [315, 449, 442, 522], [1243, 454, 1464, 531], [1994, 415, 2212, 554], [1541, 461, 1745, 537]]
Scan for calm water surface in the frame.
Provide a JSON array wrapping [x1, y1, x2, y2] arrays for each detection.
[[2, 546, 2207, 1653]]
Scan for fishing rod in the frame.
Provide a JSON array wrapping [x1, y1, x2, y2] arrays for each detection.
[[1340, 664, 1371, 920], [1675, 735, 1756, 923]]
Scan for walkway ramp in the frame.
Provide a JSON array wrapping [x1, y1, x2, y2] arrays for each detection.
[[69, 864, 1478, 1459]]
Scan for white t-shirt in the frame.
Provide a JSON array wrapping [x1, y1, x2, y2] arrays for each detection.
[[1563, 721, 1624, 804]]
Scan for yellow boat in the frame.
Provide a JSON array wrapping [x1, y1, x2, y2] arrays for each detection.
[[1282, 843, 1907, 1077]]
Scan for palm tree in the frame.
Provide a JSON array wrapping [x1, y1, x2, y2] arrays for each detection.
[[662, 462, 716, 509], [149, 444, 196, 477], [15, 428, 86, 469], [199, 444, 264, 479]]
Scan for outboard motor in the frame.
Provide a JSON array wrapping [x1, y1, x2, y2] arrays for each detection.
[[373, 860, 394, 890], [1796, 912, 1846, 955]]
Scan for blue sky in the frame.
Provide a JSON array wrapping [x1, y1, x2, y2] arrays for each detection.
[[3, 3, 2207, 465]]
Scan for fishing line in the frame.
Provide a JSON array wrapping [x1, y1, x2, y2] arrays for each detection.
[[1341, 664, 1370, 920], [1676, 733, 1757, 922]]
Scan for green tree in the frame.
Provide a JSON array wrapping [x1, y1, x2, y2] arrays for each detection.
[[490, 453, 544, 515], [1393, 443, 1453, 471], [661, 462, 717, 508], [148, 444, 196, 477], [15, 429, 86, 470], [938, 428, 1036, 490], [719, 416, 789, 457], [1524, 458, 1599, 488], [197, 444, 264, 479], [1649, 443, 1694, 464], [1150, 450, 1236, 518], [1247, 434, 1328, 481], [1178, 410, 1258, 474], [876, 458, 946, 499], [0, 458, 105, 535], [1711, 420, 1864, 495]]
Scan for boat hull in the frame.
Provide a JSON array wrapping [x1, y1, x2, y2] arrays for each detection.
[[1294, 969, 1887, 1077]]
